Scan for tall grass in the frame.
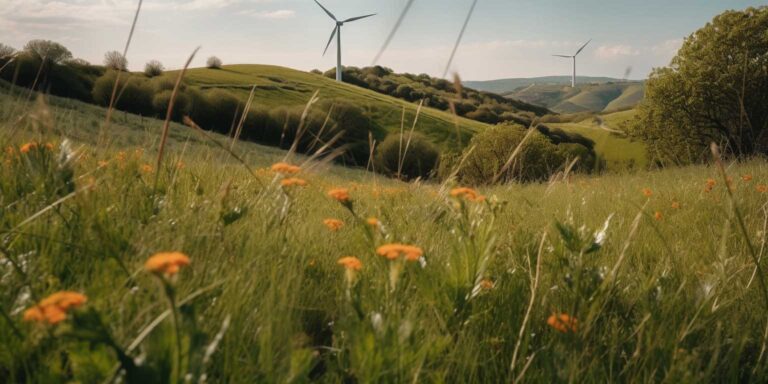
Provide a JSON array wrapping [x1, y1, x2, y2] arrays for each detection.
[[2, 87, 768, 382]]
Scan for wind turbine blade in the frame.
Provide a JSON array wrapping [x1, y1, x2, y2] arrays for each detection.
[[372, 0, 414, 65], [343, 13, 376, 23], [552, 55, 572, 58], [323, 26, 338, 56], [314, 0, 337, 21], [574, 39, 592, 56]]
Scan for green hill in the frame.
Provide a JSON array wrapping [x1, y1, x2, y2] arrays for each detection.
[[511, 82, 644, 114], [175, 64, 490, 151]]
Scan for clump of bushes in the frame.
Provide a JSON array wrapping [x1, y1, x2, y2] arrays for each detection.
[[375, 132, 440, 180], [452, 123, 596, 184]]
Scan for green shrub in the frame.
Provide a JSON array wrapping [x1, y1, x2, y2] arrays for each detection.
[[92, 71, 154, 115], [189, 89, 241, 133], [457, 123, 567, 184], [153, 90, 191, 120], [375, 132, 440, 180], [144, 60, 164, 77]]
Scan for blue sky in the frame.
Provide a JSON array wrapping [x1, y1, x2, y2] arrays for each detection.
[[0, 0, 763, 80]]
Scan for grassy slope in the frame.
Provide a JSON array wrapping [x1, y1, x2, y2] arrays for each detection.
[[176, 64, 490, 151], [549, 109, 647, 169], [4, 85, 768, 382]]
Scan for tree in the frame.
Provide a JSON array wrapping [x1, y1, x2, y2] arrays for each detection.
[[632, 6, 768, 165], [144, 60, 164, 77], [206, 56, 223, 69], [104, 51, 128, 71], [24, 40, 72, 64], [0, 43, 15, 59]]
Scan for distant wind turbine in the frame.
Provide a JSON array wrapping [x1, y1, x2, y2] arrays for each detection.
[[553, 39, 591, 88], [314, 0, 376, 82]]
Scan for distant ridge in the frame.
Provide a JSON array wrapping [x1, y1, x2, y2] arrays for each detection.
[[465, 76, 645, 114]]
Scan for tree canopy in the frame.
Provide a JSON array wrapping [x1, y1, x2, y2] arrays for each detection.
[[632, 6, 768, 165]]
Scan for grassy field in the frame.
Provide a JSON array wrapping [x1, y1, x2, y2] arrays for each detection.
[[175, 64, 490, 152], [500, 82, 645, 114], [549, 109, 647, 170], [3, 84, 768, 383]]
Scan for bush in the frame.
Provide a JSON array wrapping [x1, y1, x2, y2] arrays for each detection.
[[104, 51, 128, 71], [375, 132, 440, 180], [207, 56, 223, 69], [456, 123, 567, 185], [24, 40, 72, 64], [144, 60, 164, 77], [153, 90, 192, 120], [189, 89, 241, 133]]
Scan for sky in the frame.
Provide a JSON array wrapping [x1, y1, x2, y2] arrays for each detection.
[[0, 0, 764, 81]]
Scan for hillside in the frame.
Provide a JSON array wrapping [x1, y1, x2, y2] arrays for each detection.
[[174, 64, 491, 152], [465, 76, 625, 94], [317, 66, 551, 125], [547, 109, 646, 170]]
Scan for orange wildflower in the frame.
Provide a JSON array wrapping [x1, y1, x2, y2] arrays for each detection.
[[654, 211, 663, 221], [480, 279, 495, 290], [140, 164, 154, 174], [337, 256, 363, 271], [450, 187, 486, 202], [327, 188, 350, 203], [641, 188, 653, 198], [44, 143, 54, 150], [145, 252, 190, 276], [743, 174, 753, 182], [323, 219, 344, 232], [757, 185, 768, 193], [281, 177, 308, 187], [271, 162, 301, 175], [20, 142, 38, 154], [376, 243, 424, 262], [547, 313, 578, 333], [366, 217, 380, 228], [671, 201, 680, 209], [23, 291, 87, 325]]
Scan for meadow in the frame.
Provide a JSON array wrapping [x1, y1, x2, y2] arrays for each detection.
[[3, 79, 768, 383]]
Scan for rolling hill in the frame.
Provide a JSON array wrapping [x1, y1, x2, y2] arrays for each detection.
[[175, 64, 491, 152], [465, 77, 645, 114]]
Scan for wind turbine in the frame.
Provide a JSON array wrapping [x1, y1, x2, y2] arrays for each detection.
[[314, 0, 376, 82], [553, 39, 591, 88]]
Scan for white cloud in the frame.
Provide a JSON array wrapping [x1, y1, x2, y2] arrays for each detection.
[[594, 44, 640, 59], [651, 39, 683, 56], [238, 9, 296, 19]]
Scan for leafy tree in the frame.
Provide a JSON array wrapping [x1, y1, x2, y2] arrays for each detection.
[[104, 51, 128, 71], [144, 60, 164, 77], [0, 43, 15, 58], [632, 6, 768, 164], [24, 40, 73, 64]]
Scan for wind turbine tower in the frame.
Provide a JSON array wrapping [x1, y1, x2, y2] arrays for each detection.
[[553, 39, 592, 87], [314, 0, 376, 82]]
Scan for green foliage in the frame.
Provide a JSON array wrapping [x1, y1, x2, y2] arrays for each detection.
[[375, 132, 440, 180], [632, 6, 768, 165], [92, 71, 155, 115], [206, 56, 223, 69], [456, 123, 569, 184]]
